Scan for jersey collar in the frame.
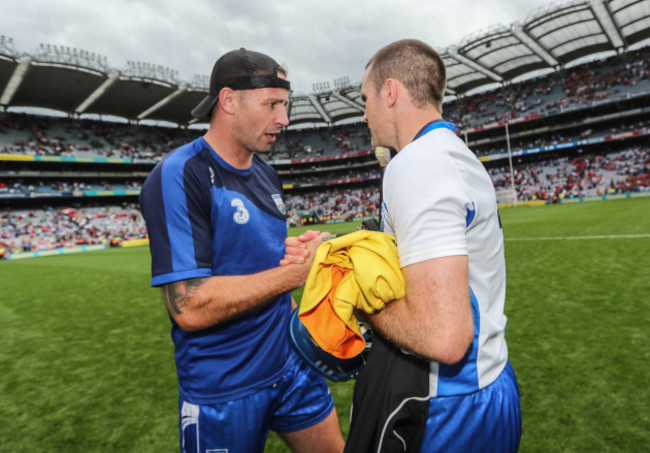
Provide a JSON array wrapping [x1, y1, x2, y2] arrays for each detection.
[[412, 119, 456, 142]]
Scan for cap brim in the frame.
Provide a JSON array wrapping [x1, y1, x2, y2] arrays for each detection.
[[191, 94, 218, 119]]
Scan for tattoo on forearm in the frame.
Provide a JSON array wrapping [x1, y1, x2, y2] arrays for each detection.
[[161, 278, 209, 315]]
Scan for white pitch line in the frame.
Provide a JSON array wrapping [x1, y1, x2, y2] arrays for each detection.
[[506, 234, 650, 241]]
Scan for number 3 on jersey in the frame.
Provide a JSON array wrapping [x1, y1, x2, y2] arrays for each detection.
[[231, 198, 250, 224]]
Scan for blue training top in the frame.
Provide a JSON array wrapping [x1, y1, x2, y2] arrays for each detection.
[[139, 136, 293, 404]]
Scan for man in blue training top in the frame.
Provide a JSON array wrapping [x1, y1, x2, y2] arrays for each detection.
[[139, 48, 344, 453]]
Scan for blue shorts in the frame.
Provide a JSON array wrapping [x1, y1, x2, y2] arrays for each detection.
[[179, 352, 335, 453], [420, 361, 522, 453]]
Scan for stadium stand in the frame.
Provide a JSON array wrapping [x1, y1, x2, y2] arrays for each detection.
[[1, 0, 649, 258], [0, 204, 147, 256]]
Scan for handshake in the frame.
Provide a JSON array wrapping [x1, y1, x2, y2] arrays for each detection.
[[281, 219, 405, 382], [280, 217, 381, 266]]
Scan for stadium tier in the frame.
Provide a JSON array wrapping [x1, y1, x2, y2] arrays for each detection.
[[1, 44, 649, 257]]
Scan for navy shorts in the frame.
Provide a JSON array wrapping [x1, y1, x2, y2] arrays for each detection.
[[179, 352, 335, 453]]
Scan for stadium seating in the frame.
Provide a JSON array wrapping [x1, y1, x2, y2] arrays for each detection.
[[1, 46, 649, 257]]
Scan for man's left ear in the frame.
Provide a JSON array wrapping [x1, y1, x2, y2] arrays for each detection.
[[384, 79, 397, 108], [218, 87, 238, 115]]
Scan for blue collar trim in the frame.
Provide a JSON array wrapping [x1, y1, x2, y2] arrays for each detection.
[[413, 120, 456, 141]]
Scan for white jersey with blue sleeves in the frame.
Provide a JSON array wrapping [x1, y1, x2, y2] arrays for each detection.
[[381, 123, 508, 397]]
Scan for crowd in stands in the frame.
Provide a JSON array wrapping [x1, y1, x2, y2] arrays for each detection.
[[1, 47, 649, 257], [285, 186, 381, 225], [4, 111, 646, 194], [0, 204, 147, 256], [1, 48, 648, 163], [267, 122, 371, 160], [0, 113, 371, 162], [0, 186, 381, 256], [0, 114, 196, 159], [489, 147, 649, 202], [1, 145, 647, 257], [472, 119, 649, 157], [281, 168, 379, 187], [0, 179, 142, 196], [445, 46, 650, 129]]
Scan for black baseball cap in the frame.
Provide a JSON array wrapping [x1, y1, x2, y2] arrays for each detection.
[[191, 48, 291, 119]]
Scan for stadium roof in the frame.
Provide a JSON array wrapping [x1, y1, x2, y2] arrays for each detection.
[[443, 0, 650, 94], [1, 0, 649, 128]]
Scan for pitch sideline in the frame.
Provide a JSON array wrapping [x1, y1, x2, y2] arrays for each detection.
[[506, 234, 650, 241]]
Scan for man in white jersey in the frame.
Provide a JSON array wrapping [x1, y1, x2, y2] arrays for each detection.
[[285, 39, 521, 452]]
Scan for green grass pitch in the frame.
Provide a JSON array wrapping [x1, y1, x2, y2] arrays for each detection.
[[1, 197, 648, 452]]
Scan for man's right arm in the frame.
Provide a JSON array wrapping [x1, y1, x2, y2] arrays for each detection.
[[282, 233, 474, 364], [365, 255, 474, 364], [161, 234, 324, 331]]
